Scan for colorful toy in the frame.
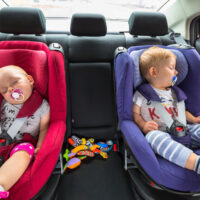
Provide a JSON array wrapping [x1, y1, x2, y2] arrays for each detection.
[[97, 142, 109, 152], [63, 149, 70, 162], [71, 144, 88, 153], [64, 157, 81, 171], [106, 140, 113, 152], [63, 136, 114, 171], [68, 152, 76, 159], [93, 148, 108, 159], [68, 138, 78, 147], [78, 155, 87, 160], [89, 144, 100, 151], [86, 138, 95, 147], [70, 136, 94, 147], [77, 150, 95, 157]]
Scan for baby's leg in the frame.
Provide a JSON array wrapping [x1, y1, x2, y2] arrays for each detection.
[[146, 130, 197, 170], [0, 143, 34, 191], [188, 124, 200, 147], [187, 123, 200, 173]]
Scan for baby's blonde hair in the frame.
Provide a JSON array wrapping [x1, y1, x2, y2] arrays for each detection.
[[139, 46, 176, 81]]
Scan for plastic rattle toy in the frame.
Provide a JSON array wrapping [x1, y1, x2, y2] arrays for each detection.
[[64, 157, 81, 171]]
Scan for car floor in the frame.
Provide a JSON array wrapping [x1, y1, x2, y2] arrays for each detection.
[[55, 151, 135, 200]]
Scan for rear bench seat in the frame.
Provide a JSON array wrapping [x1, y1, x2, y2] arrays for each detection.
[[55, 13, 135, 200], [0, 7, 178, 200]]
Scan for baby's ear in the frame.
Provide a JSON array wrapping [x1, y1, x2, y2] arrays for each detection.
[[149, 66, 158, 78], [27, 75, 34, 85]]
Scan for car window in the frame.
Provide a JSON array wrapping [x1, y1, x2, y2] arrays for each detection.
[[3, 0, 169, 32]]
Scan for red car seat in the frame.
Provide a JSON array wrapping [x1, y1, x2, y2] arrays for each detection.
[[0, 40, 66, 200]]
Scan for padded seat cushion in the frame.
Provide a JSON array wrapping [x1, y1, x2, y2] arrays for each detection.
[[129, 48, 188, 88], [0, 49, 48, 96]]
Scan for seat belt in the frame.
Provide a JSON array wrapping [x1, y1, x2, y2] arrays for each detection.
[[0, 89, 43, 146], [0, 117, 28, 146], [169, 32, 192, 48], [151, 100, 187, 137]]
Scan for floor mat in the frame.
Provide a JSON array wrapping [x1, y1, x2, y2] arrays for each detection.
[[56, 151, 134, 200]]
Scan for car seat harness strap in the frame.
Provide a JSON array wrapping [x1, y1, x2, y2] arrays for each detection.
[[138, 83, 188, 139], [0, 89, 43, 146], [151, 100, 187, 137]]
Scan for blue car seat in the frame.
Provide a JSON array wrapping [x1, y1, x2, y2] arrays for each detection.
[[114, 44, 200, 194]]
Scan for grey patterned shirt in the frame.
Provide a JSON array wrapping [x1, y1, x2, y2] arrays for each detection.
[[1, 99, 50, 140]]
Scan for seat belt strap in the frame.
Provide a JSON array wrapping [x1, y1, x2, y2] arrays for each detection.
[[151, 100, 186, 129], [170, 32, 192, 49], [151, 101, 174, 128], [0, 117, 27, 139], [176, 100, 186, 125]]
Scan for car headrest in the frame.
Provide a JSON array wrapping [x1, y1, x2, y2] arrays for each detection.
[[130, 48, 188, 88], [128, 12, 168, 36], [0, 7, 46, 34], [70, 13, 107, 36]]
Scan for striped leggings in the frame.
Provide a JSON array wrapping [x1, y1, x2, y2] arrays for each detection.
[[146, 124, 200, 168]]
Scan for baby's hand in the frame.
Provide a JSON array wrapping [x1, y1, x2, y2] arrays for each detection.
[[143, 121, 158, 134], [34, 147, 40, 157], [193, 116, 200, 124]]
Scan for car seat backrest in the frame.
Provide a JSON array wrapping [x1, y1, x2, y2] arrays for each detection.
[[68, 13, 124, 139], [0, 7, 46, 42], [0, 41, 48, 97], [0, 40, 66, 199], [129, 47, 188, 88], [115, 45, 190, 122], [126, 11, 174, 47]]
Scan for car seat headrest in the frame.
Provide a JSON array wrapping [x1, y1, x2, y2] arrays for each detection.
[[70, 13, 107, 36], [128, 12, 168, 36], [130, 48, 188, 88], [0, 7, 46, 34], [0, 48, 48, 96]]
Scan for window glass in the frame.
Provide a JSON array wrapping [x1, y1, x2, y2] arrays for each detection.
[[3, 0, 169, 32]]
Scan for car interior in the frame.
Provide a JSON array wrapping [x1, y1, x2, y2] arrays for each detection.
[[1, 0, 200, 200]]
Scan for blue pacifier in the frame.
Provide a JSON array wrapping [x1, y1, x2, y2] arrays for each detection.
[[171, 75, 177, 86]]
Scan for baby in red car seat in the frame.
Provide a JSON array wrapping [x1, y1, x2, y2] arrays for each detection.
[[0, 65, 50, 198]]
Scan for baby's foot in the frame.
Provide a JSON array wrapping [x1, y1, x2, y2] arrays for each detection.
[[0, 191, 9, 199]]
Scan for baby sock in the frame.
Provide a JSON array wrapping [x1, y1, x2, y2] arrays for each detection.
[[0, 185, 9, 198], [0, 185, 5, 192], [194, 156, 200, 174]]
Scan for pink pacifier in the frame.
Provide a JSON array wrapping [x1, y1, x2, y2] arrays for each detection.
[[10, 88, 24, 101]]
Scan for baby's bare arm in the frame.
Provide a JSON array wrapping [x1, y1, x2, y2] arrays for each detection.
[[186, 110, 200, 124], [133, 103, 158, 134], [35, 111, 50, 154], [133, 104, 145, 128]]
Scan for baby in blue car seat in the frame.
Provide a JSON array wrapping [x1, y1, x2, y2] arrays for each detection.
[[133, 46, 200, 174], [0, 65, 50, 198]]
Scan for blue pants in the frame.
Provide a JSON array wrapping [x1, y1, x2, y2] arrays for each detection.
[[146, 124, 200, 168]]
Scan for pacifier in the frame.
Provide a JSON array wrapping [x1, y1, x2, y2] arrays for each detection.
[[10, 88, 24, 101], [171, 75, 177, 86]]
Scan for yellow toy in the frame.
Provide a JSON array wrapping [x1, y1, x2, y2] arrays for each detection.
[[71, 145, 88, 153]]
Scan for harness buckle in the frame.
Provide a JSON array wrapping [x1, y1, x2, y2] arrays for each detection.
[[0, 131, 13, 146], [167, 120, 187, 137]]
